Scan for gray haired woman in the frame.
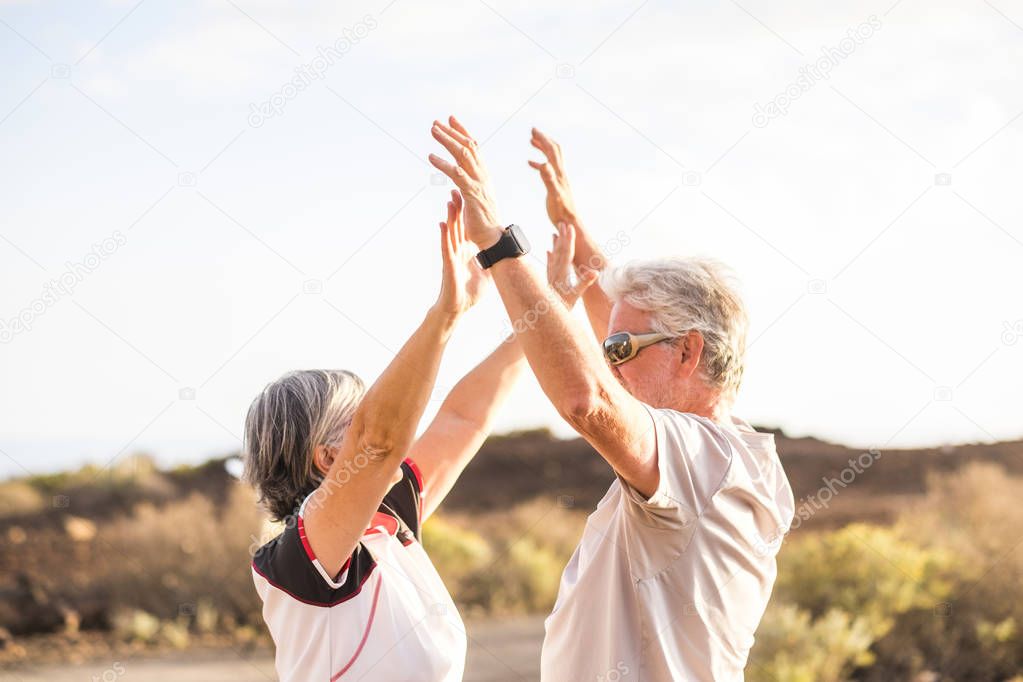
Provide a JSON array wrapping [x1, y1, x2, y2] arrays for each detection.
[[243, 190, 527, 681]]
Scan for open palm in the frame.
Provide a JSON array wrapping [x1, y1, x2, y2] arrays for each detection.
[[437, 189, 490, 316], [529, 128, 578, 228]]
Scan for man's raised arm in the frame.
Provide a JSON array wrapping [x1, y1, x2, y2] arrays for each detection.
[[428, 116, 658, 497]]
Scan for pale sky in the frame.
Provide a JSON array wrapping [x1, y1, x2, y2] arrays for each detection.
[[2, 0, 1022, 478]]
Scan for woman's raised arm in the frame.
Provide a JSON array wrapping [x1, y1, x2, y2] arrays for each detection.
[[302, 191, 479, 576]]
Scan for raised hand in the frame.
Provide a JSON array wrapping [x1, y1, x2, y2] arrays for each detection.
[[428, 116, 505, 249], [547, 221, 598, 307], [436, 189, 490, 317], [531, 126, 611, 339], [529, 128, 579, 229]]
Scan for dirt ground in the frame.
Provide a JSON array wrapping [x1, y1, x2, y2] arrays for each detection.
[[0, 616, 546, 682]]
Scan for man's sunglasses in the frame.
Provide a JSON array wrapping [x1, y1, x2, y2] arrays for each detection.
[[602, 331, 672, 366]]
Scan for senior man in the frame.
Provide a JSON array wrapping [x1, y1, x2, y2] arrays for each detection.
[[429, 117, 794, 681]]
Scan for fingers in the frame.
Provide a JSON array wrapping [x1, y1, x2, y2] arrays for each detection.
[[528, 159, 554, 177], [451, 189, 465, 245], [440, 188, 463, 263], [529, 133, 548, 156], [439, 219, 454, 265], [528, 159, 557, 188], [428, 153, 471, 191], [436, 118, 474, 149], [558, 222, 575, 257], [448, 115, 474, 139], [432, 120, 488, 186], [530, 127, 563, 171], [445, 196, 457, 233], [553, 223, 572, 265], [559, 228, 573, 282], [532, 127, 560, 156], [431, 124, 476, 175], [548, 225, 570, 289], [431, 124, 468, 159], [546, 229, 557, 281], [546, 222, 594, 305]]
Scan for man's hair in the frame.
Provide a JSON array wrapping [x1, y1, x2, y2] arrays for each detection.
[[243, 369, 366, 521], [602, 257, 749, 396]]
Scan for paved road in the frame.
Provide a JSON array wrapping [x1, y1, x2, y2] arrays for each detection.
[[0, 616, 546, 682], [464, 616, 544, 681]]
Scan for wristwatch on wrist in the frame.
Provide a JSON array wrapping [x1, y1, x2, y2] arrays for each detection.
[[475, 224, 530, 269]]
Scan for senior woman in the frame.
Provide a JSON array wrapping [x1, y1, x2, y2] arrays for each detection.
[[242, 191, 559, 681]]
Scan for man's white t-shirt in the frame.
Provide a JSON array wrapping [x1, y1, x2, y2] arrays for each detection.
[[541, 405, 795, 682]]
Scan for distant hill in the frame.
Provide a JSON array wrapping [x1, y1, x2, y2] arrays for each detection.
[[442, 427, 1023, 528], [6, 427, 1023, 531]]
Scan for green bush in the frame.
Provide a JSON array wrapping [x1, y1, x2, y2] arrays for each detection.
[[425, 499, 584, 616], [775, 523, 954, 640], [748, 523, 956, 681], [748, 603, 874, 682], [422, 515, 494, 575]]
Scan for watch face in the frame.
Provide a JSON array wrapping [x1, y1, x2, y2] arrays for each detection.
[[507, 224, 530, 253], [477, 224, 530, 269]]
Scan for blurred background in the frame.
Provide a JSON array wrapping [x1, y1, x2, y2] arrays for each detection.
[[1, 0, 1022, 680]]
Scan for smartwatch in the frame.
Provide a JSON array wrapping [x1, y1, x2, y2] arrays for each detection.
[[475, 224, 530, 269]]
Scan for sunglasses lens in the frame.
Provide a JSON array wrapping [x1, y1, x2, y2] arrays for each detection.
[[603, 334, 633, 365]]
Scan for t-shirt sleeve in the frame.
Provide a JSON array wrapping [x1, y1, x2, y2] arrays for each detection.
[[616, 403, 734, 529], [252, 517, 376, 604], [382, 458, 424, 539]]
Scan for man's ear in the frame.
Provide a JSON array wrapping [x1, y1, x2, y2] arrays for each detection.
[[677, 330, 704, 378], [312, 444, 336, 477]]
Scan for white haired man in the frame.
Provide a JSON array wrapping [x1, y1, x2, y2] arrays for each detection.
[[429, 117, 795, 681]]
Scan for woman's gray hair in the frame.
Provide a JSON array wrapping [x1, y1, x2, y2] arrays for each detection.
[[602, 257, 749, 397], [242, 369, 366, 521]]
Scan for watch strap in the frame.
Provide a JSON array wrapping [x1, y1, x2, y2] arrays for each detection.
[[476, 225, 526, 269]]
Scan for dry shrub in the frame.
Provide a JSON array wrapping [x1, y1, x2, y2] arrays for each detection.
[[900, 462, 1023, 569], [96, 483, 265, 628], [0, 480, 45, 518], [862, 463, 1023, 681]]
